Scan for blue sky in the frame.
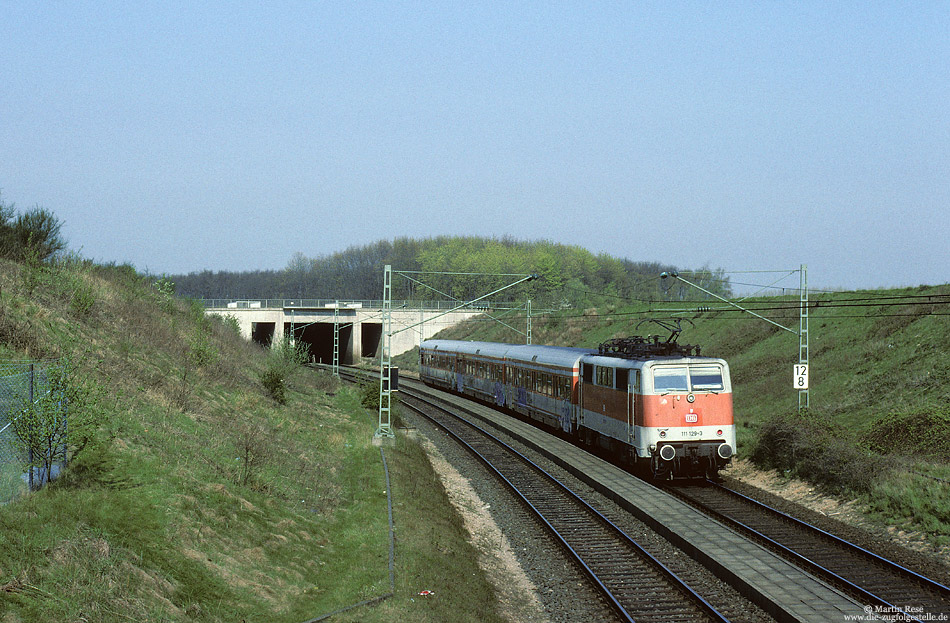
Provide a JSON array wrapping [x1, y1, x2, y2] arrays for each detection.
[[1, 2, 948, 291]]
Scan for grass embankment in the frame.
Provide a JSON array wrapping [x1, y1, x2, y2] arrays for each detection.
[[0, 257, 506, 622], [397, 285, 950, 549]]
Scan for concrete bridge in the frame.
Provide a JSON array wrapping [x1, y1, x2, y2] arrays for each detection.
[[202, 299, 485, 364]]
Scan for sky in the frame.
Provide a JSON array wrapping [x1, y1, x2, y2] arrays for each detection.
[[1, 2, 948, 292]]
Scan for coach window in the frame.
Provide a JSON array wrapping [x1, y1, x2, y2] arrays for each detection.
[[596, 366, 614, 388]]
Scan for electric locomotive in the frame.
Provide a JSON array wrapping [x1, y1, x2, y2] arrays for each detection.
[[419, 332, 735, 479]]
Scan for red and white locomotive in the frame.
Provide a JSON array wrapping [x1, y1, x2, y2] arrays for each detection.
[[419, 334, 735, 479]]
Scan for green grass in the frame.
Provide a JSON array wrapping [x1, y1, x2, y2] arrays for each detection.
[[0, 257, 507, 622], [866, 469, 950, 548]]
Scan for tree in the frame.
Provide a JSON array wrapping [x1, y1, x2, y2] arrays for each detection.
[[10, 364, 69, 489], [8, 360, 108, 490]]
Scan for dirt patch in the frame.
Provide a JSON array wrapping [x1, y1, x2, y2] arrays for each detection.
[[727, 459, 866, 520], [420, 438, 550, 623]]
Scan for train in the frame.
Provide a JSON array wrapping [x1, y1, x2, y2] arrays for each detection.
[[418, 333, 735, 479]]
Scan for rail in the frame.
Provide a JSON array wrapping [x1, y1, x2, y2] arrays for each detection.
[[669, 481, 950, 621], [399, 388, 729, 623]]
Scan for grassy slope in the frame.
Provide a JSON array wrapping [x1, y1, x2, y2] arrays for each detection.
[[0, 258, 505, 623], [397, 285, 950, 546]]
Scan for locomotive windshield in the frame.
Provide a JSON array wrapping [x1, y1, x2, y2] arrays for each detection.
[[689, 365, 724, 391], [652, 364, 724, 393], [653, 367, 688, 392]]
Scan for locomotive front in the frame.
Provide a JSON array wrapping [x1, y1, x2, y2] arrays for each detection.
[[639, 357, 735, 479]]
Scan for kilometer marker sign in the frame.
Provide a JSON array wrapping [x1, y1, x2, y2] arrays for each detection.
[[794, 364, 809, 389]]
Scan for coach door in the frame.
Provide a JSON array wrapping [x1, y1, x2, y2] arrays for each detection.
[[631, 370, 641, 448], [615, 368, 632, 443]]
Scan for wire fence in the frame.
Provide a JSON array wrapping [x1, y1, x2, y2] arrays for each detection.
[[0, 359, 67, 504]]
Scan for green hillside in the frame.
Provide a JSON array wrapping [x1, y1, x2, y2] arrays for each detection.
[[400, 285, 950, 546], [0, 255, 508, 622]]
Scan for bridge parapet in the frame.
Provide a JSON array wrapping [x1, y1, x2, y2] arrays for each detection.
[[200, 299, 512, 311]]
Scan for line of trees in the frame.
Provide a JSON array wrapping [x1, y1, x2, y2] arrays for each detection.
[[171, 236, 733, 307]]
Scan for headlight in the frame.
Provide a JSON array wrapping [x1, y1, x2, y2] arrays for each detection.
[[659, 445, 676, 461]]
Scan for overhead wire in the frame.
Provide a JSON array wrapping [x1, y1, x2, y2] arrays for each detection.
[[456, 294, 950, 328]]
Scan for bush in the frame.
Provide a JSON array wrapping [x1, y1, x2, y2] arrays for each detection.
[[216, 313, 242, 340], [259, 338, 308, 404], [233, 420, 273, 487], [359, 380, 380, 410], [358, 377, 401, 428], [70, 282, 96, 317], [8, 360, 109, 489], [260, 367, 286, 404], [750, 413, 887, 495], [0, 196, 66, 263], [311, 368, 341, 394], [863, 407, 950, 461]]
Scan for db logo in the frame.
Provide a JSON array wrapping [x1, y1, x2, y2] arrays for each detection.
[[685, 414, 698, 423]]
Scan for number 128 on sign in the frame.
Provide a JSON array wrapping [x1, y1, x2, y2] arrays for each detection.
[[793, 364, 809, 389]]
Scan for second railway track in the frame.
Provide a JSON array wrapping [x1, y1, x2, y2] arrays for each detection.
[[668, 480, 950, 621]]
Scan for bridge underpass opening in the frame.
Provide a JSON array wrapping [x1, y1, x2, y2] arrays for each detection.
[[362, 322, 382, 358], [287, 322, 354, 365], [251, 322, 275, 347]]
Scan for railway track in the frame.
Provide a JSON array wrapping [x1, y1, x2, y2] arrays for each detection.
[[329, 366, 949, 620], [668, 480, 950, 621], [399, 389, 729, 623]]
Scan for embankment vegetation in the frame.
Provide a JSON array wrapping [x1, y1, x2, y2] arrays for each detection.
[[0, 201, 510, 622]]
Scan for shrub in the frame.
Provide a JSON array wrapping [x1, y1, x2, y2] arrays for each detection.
[[70, 281, 96, 317], [863, 407, 950, 461], [260, 367, 286, 404], [19, 235, 54, 296], [188, 328, 219, 369], [359, 380, 380, 410], [233, 420, 272, 487], [750, 413, 887, 495], [311, 368, 341, 394], [358, 377, 400, 428], [259, 338, 308, 404], [216, 313, 242, 340], [0, 199, 66, 263], [8, 361, 109, 489], [153, 276, 177, 312]]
